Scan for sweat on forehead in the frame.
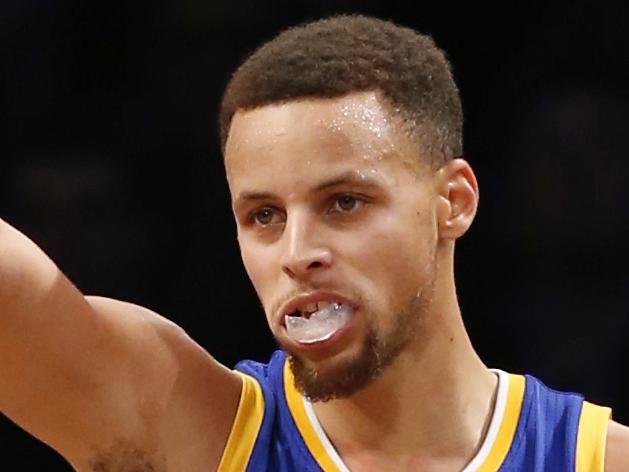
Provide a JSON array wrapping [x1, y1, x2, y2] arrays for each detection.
[[224, 92, 420, 175]]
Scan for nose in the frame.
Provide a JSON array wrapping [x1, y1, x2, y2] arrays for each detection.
[[280, 211, 332, 280]]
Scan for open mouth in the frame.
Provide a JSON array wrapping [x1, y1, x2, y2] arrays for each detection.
[[285, 301, 354, 344]]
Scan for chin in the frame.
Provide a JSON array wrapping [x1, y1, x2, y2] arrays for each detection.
[[285, 329, 405, 402]]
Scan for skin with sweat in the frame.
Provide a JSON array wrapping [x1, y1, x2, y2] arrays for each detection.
[[224, 90, 497, 470]]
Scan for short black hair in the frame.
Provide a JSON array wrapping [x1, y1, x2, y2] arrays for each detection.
[[220, 14, 462, 166]]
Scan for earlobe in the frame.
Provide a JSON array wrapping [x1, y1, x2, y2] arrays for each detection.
[[436, 158, 479, 240]]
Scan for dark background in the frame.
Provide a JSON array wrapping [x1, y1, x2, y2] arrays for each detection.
[[1, 1, 628, 469]]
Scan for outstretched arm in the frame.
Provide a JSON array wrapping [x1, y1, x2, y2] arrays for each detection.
[[0, 218, 241, 471]]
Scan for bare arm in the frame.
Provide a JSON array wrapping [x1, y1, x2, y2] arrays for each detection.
[[606, 420, 629, 472], [0, 218, 241, 470]]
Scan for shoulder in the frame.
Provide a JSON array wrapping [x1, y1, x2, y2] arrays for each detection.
[[86, 295, 218, 362], [605, 420, 629, 472], [84, 295, 207, 372], [86, 295, 186, 334], [85, 295, 240, 391], [82, 296, 243, 471]]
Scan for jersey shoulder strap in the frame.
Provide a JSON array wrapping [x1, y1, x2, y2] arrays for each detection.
[[575, 400, 612, 472]]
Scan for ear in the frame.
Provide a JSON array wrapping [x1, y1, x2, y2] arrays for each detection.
[[434, 158, 479, 240]]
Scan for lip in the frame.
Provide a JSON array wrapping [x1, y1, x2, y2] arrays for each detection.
[[278, 291, 358, 327]]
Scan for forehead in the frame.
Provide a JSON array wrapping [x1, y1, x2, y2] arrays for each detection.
[[224, 91, 421, 191]]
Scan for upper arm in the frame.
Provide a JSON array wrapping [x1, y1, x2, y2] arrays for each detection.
[[605, 420, 629, 472], [0, 220, 241, 468]]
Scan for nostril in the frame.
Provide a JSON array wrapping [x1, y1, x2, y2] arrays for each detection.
[[281, 249, 332, 279]]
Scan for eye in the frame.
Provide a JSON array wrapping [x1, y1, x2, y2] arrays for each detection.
[[250, 207, 283, 226], [331, 194, 364, 213]]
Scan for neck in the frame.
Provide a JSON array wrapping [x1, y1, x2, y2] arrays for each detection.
[[311, 246, 497, 469]]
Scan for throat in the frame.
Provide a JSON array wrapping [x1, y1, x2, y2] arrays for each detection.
[[306, 360, 500, 470]]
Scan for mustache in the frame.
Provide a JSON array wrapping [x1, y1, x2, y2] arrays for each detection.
[[268, 283, 362, 319]]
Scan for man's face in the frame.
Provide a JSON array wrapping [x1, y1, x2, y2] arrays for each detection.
[[225, 91, 440, 400]]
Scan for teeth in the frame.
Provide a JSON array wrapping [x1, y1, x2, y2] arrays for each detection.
[[318, 301, 343, 311], [296, 301, 342, 314], [301, 302, 317, 313], [316, 301, 332, 311]]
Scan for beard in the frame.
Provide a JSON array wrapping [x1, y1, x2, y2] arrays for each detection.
[[284, 276, 435, 402]]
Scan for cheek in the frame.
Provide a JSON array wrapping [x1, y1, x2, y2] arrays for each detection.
[[350, 207, 435, 271], [239, 239, 274, 298], [348, 212, 436, 316], [238, 242, 278, 331], [366, 235, 431, 292]]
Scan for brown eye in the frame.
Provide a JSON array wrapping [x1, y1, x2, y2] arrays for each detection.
[[253, 208, 275, 225], [333, 195, 360, 212], [251, 207, 285, 226], [338, 195, 356, 211]]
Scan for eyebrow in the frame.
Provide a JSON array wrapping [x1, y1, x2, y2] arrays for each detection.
[[234, 190, 275, 203], [234, 171, 382, 205], [312, 171, 381, 191]]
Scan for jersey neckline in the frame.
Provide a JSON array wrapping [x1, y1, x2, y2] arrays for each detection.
[[283, 361, 526, 472]]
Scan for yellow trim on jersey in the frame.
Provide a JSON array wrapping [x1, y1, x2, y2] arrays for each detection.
[[283, 361, 343, 472], [575, 401, 611, 472], [476, 374, 526, 472], [217, 372, 265, 472]]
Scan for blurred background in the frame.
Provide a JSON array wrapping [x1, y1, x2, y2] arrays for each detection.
[[1, 0, 628, 469]]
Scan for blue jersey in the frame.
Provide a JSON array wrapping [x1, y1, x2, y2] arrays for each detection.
[[217, 351, 610, 471]]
